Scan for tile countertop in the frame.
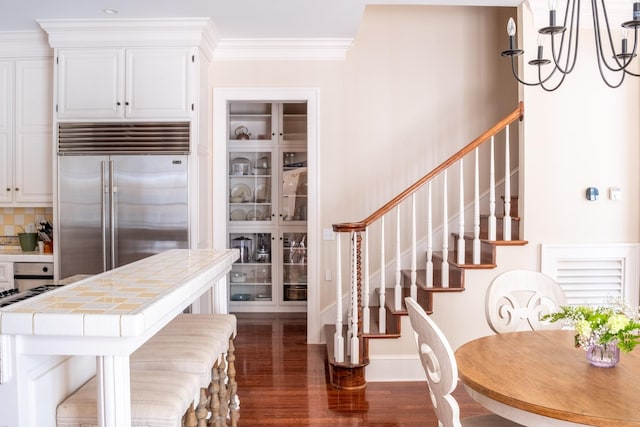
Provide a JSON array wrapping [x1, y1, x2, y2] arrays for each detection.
[[0, 246, 54, 262], [0, 248, 238, 338]]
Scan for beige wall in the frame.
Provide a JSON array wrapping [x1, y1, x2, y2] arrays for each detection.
[[431, 3, 640, 351], [212, 5, 516, 324]]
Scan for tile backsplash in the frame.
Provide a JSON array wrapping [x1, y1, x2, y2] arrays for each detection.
[[0, 207, 53, 237]]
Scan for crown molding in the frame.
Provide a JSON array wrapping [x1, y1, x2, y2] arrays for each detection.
[[213, 38, 353, 61], [37, 18, 218, 60], [0, 31, 52, 57]]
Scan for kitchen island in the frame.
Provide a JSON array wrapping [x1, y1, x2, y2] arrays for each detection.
[[0, 248, 238, 427]]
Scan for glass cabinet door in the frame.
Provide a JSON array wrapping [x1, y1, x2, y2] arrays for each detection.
[[229, 232, 273, 302], [229, 151, 273, 223], [280, 150, 307, 223], [228, 102, 273, 142], [281, 102, 307, 143], [282, 231, 307, 302]]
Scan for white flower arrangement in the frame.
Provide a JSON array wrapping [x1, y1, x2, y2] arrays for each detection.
[[543, 299, 640, 353]]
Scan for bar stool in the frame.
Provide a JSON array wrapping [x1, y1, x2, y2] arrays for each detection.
[[56, 369, 202, 427], [131, 314, 238, 427]]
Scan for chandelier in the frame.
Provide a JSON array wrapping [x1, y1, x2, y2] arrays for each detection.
[[501, 0, 640, 91]]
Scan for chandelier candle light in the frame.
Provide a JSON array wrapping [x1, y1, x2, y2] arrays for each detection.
[[501, 0, 640, 90]]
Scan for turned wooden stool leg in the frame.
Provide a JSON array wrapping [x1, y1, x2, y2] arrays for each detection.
[[184, 402, 198, 427], [208, 359, 222, 427], [227, 338, 239, 427], [218, 355, 229, 426], [196, 388, 209, 427]]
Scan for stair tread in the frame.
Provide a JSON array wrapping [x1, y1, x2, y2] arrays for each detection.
[[399, 270, 464, 291], [432, 251, 497, 269]]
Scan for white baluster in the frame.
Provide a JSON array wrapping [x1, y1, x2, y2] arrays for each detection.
[[350, 232, 359, 364], [457, 159, 465, 265], [334, 233, 344, 363], [503, 124, 512, 241], [488, 135, 496, 241], [362, 228, 370, 334], [426, 182, 433, 288], [378, 217, 386, 334], [442, 171, 449, 288], [410, 193, 417, 300], [473, 148, 481, 264], [395, 206, 402, 311]]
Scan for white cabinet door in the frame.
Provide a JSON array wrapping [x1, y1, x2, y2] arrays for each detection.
[[56, 49, 124, 119], [125, 48, 193, 119], [57, 48, 193, 120], [14, 59, 53, 203], [0, 61, 13, 204]]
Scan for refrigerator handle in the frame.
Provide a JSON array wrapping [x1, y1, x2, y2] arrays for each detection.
[[101, 160, 108, 272], [109, 160, 116, 271]]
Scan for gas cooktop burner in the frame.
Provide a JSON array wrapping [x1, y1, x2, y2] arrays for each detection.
[[0, 284, 62, 308]]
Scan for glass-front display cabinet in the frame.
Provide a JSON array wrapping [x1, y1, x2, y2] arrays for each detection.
[[282, 231, 307, 302], [229, 151, 272, 223], [227, 101, 308, 311], [229, 232, 273, 302]]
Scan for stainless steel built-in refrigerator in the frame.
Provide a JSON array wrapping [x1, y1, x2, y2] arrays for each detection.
[[57, 122, 190, 279]]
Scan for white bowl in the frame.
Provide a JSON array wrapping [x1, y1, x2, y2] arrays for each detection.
[[230, 272, 247, 283]]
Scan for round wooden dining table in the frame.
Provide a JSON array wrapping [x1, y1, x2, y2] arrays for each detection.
[[455, 330, 640, 427]]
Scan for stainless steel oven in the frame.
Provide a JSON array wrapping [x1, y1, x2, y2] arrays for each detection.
[[13, 262, 54, 292]]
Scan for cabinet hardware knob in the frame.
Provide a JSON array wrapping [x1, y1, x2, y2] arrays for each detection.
[[5, 188, 9, 192], [14, 188, 19, 191], [116, 102, 121, 106], [125, 102, 130, 106]]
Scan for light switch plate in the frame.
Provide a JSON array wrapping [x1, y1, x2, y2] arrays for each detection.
[[323, 228, 335, 240], [609, 187, 621, 201]]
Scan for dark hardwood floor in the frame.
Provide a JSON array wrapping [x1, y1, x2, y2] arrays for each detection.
[[233, 312, 491, 426]]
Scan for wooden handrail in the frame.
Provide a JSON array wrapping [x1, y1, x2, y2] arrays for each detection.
[[333, 102, 524, 233]]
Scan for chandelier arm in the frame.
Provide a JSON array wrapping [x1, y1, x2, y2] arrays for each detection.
[[594, 38, 627, 87], [594, 0, 631, 72], [549, 0, 580, 75], [598, 63, 626, 87], [510, 56, 560, 86], [623, 31, 640, 76], [509, 57, 544, 86], [540, 68, 568, 91]]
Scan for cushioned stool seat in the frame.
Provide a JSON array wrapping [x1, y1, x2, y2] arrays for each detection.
[[157, 314, 237, 341], [130, 335, 224, 386], [57, 370, 201, 427]]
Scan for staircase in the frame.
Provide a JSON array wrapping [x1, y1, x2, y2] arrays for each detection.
[[326, 102, 525, 389]]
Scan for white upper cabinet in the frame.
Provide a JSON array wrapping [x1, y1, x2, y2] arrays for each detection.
[[57, 47, 194, 120], [56, 49, 123, 119], [125, 48, 193, 119], [15, 59, 53, 203], [0, 58, 53, 206], [0, 61, 13, 204]]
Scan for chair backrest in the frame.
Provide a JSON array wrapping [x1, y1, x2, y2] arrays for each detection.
[[485, 269, 567, 334], [405, 297, 462, 427]]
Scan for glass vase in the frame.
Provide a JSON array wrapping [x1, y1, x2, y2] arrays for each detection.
[[586, 342, 620, 368]]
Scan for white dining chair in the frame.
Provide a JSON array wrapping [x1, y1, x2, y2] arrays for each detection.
[[485, 269, 567, 334], [405, 297, 522, 427]]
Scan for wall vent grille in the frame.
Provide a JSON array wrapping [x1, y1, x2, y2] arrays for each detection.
[[541, 244, 639, 307]]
